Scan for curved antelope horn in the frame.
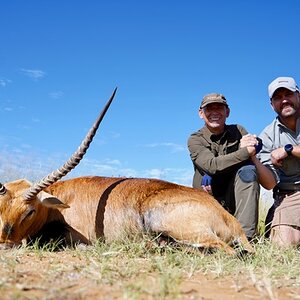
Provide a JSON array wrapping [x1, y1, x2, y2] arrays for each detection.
[[23, 87, 117, 201], [0, 183, 7, 195]]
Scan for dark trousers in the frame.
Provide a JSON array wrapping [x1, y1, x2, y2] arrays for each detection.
[[214, 165, 260, 239]]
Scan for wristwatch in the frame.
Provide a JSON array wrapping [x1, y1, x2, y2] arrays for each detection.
[[284, 144, 293, 156]]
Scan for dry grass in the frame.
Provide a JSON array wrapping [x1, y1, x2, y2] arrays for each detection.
[[0, 236, 299, 300]]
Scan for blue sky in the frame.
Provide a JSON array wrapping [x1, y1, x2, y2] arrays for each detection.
[[1, 0, 300, 187]]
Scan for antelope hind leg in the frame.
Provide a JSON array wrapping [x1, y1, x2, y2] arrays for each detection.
[[171, 233, 237, 255]]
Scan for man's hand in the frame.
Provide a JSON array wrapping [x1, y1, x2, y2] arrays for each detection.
[[201, 174, 212, 194], [201, 185, 212, 193], [240, 134, 260, 156], [271, 147, 288, 167]]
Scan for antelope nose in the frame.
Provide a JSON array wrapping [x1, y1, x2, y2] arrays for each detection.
[[2, 223, 14, 238]]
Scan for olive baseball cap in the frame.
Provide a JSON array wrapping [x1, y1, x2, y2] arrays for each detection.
[[268, 76, 299, 98], [200, 93, 228, 109]]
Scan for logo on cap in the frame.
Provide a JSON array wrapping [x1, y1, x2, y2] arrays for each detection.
[[268, 76, 299, 98]]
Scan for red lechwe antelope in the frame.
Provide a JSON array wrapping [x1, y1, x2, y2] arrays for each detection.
[[0, 89, 254, 255]]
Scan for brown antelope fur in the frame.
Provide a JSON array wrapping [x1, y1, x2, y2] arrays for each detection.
[[0, 176, 254, 254]]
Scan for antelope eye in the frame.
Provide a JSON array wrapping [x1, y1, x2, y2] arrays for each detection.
[[20, 208, 36, 225], [26, 209, 36, 219], [19, 208, 36, 225]]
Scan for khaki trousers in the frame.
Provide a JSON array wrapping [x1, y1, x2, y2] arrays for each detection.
[[265, 191, 300, 245]]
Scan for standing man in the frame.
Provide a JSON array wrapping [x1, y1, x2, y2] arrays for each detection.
[[188, 93, 275, 240], [259, 76, 300, 247]]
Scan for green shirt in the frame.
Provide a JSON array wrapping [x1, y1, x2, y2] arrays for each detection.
[[187, 124, 251, 196]]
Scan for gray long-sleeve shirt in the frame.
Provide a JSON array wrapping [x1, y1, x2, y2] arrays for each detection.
[[258, 117, 300, 190]]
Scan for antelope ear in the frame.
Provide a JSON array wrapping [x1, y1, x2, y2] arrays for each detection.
[[37, 191, 70, 209]]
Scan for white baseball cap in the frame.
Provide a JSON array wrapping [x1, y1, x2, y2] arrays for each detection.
[[268, 76, 299, 98]]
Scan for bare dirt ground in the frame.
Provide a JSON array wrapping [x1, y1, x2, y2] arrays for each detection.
[[0, 248, 299, 300]]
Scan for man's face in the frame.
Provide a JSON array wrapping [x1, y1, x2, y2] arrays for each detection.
[[199, 103, 229, 134], [271, 88, 300, 118]]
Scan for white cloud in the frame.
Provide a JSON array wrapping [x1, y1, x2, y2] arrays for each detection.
[[90, 163, 116, 173], [0, 79, 11, 87], [109, 131, 121, 139], [20, 143, 32, 149], [144, 168, 166, 178], [73, 158, 137, 178], [112, 168, 138, 178], [103, 158, 121, 166], [142, 167, 193, 186], [1, 104, 26, 113], [18, 124, 31, 130], [49, 91, 64, 99], [144, 142, 185, 153], [21, 68, 46, 80]]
